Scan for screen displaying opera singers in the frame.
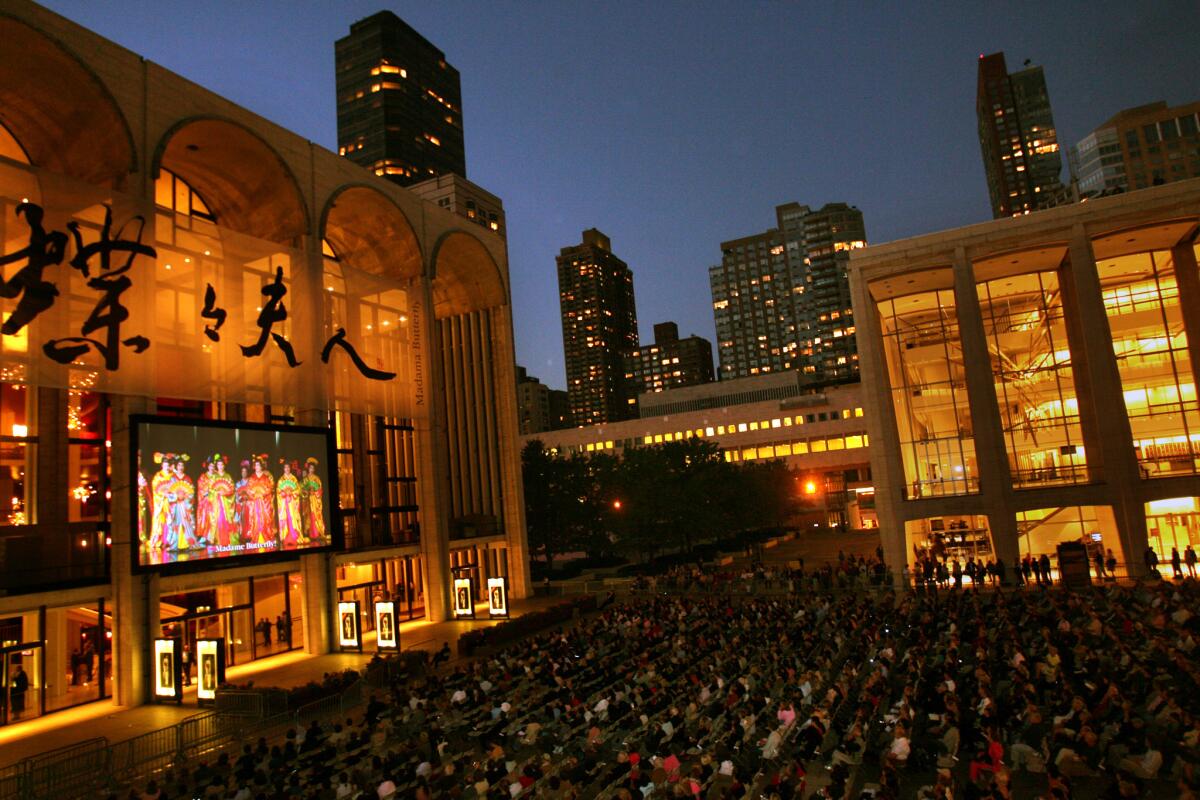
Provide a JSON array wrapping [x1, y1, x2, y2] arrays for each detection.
[[135, 421, 333, 567]]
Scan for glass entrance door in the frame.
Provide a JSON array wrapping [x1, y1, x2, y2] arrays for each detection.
[[1, 645, 41, 726]]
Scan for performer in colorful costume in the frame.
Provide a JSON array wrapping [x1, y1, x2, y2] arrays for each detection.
[[243, 454, 275, 545], [205, 453, 238, 547], [300, 457, 326, 544], [276, 459, 303, 548]]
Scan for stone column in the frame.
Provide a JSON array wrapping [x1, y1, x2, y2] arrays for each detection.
[[952, 248, 1020, 569], [299, 552, 331, 655], [43, 607, 67, 708], [849, 267, 909, 582], [111, 395, 153, 707], [412, 278, 451, 622], [489, 304, 532, 599], [295, 404, 332, 656], [1065, 226, 1148, 571], [1057, 256, 1106, 481], [1170, 241, 1200, 398]]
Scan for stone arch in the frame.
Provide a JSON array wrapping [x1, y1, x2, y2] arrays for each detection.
[[153, 116, 308, 245], [430, 230, 508, 319], [320, 184, 422, 280], [0, 14, 136, 188]]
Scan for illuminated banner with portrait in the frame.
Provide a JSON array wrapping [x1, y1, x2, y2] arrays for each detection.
[[337, 600, 361, 651], [0, 162, 416, 419], [153, 638, 181, 702], [375, 600, 398, 651], [452, 578, 474, 619], [131, 416, 340, 571], [487, 577, 509, 618], [196, 638, 225, 703]]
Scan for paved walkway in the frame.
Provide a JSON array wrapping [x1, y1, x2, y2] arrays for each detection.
[[735, 527, 882, 571], [0, 595, 561, 768]]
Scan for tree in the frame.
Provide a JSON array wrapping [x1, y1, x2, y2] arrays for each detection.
[[523, 437, 802, 568], [522, 440, 560, 570]]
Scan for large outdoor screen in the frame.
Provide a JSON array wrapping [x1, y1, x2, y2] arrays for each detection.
[[131, 416, 339, 570]]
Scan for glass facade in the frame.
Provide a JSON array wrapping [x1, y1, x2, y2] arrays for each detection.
[[906, 515, 993, 564], [335, 554, 426, 634], [0, 382, 33, 526], [877, 275, 978, 498], [159, 571, 304, 683], [1099, 248, 1200, 476], [0, 598, 112, 726], [1145, 496, 1200, 563], [978, 270, 1087, 486], [1016, 505, 1119, 574]]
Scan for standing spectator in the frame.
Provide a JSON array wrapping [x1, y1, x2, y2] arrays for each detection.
[[1039, 553, 1052, 584], [1094, 548, 1106, 579], [1145, 547, 1160, 577], [9, 662, 28, 720], [276, 615, 287, 646], [1187, 544, 1198, 579], [1106, 549, 1118, 579], [1172, 546, 1184, 580]]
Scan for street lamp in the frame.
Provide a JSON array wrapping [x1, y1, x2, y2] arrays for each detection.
[[612, 499, 622, 510]]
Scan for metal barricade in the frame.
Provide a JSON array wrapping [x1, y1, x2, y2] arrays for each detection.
[[109, 724, 179, 782], [5, 678, 367, 799], [0, 737, 109, 800], [214, 688, 266, 718]]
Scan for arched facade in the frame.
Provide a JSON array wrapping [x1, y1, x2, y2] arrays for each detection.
[[0, 14, 135, 189], [0, 2, 529, 722], [154, 117, 310, 246]]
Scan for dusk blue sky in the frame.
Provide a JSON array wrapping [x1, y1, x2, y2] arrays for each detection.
[[41, 1, 1200, 390]]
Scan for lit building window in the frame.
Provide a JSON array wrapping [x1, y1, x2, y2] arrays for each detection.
[[1100, 244, 1200, 476], [875, 273, 978, 499], [978, 267, 1086, 487]]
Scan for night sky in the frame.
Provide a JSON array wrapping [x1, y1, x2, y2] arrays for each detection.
[[40, 1, 1200, 390]]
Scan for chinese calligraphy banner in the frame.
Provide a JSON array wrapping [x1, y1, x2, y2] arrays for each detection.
[[0, 161, 416, 418]]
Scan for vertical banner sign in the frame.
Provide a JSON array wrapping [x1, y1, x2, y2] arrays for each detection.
[[487, 576, 509, 618], [337, 600, 361, 651], [196, 638, 225, 703], [375, 600, 398, 651], [452, 578, 475, 619], [153, 638, 182, 702]]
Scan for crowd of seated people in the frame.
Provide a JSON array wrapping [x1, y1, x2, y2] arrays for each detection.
[[121, 577, 1200, 799]]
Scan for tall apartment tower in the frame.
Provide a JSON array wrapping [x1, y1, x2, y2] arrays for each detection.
[[796, 204, 865, 382], [710, 203, 864, 382], [336, 11, 467, 186], [557, 229, 639, 426], [623, 321, 715, 396], [976, 52, 1063, 218], [1071, 100, 1200, 195]]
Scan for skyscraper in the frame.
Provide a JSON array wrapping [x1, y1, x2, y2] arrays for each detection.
[[623, 321, 715, 396], [557, 229, 639, 426], [976, 52, 1063, 218], [1070, 100, 1200, 195], [516, 366, 553, 435], [336, 11, 466, 187], [710, 203, 864, 382]]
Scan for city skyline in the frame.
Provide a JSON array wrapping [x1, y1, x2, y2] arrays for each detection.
[[38, 0, 1200, 389]]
